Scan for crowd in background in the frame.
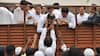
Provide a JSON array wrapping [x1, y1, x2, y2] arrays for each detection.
[[0, 0, 100, 56]]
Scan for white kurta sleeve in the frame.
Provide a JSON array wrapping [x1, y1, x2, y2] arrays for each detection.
[[50, 29, 56, 52], [39, 28, 47, 51], [68, 13, 76, 29]]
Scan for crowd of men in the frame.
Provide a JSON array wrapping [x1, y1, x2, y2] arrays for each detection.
[[0, 0, 100, 56]]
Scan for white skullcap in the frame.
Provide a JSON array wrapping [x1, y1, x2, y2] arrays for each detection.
[[34, 50, 44, 56], [15, 47, 22, 55], [61, 44, 68, 52], [45, 47, 54, 56], [84, 48, 94, 56]]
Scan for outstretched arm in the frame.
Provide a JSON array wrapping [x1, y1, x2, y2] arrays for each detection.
[[39, 28, 47, 50], [31, 34, 38, 48]]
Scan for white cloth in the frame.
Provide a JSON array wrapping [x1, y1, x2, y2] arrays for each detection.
[[34, 50, 45, 56], [52, 9, 61, 19], [15, 47, 22, 55], [14, 7, 24, 24], [84, 48, 94, 56], [77, 13, 89, 24], [39, 28, 56, 56], [14, 7, 34, 24], [60, 12, 76, 29], [0, 7, 14, 24], [33, 13, 46, 33], [26, 10, 34, 24]]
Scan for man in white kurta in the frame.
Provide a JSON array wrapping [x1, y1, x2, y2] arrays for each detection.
[[0, 7, 14, 24], [38, 28, 56, 56], [59, 8, 76, 29], [14, 6, 34, 24], [33, 5, 47, 33], [77, 7, 89, 25]]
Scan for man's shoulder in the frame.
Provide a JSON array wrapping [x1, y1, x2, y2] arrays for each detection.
[[68, 12, 75, 17]]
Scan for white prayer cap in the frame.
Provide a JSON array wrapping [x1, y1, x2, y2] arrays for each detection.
[[84, 48, 94, 56], [61, 44, 67, 52], [15, 47, 22, 55], [34, 50, 44, 56], [45, 47, 54, 56]]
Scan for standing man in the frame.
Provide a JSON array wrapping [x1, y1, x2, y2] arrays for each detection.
[[14, 0, 33, 24], [77, 7, 89, 25], [59, 8, 76, 29], [0, 7, 14, 24], [34, 5, 47, 33]]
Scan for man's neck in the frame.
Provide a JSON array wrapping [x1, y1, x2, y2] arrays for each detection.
[[80, 13, 84, 16], [36, 12, 40, 15]]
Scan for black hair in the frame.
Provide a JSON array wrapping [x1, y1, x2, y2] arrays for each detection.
[[53, 3, 59, 6], [61, 8, 69, 14], [53, 3, 60, 9], [47, 13, 55, 20], [35, 4, 42, 9], [44, 31, 52, 47], [0, 46, 4, 56], [6, 45, 15, 56], [68, 48, 83, 56], [80, 6, 86, 10], [26, 48, 38, 56], [20, 0, 32, 5], [44, 37, 52, 47]]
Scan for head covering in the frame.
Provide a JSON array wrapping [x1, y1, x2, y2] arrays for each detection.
[[15, 47, 22, 55], [34, 50, 44, 56], [45, 47, 54, 56], [84, 48, 94, 56]]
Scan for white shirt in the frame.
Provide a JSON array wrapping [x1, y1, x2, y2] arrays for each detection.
[[52, 9, 61, 19], [14, 7, 24, 24], [14, 7, 34, 24], [60, 12, 76, 29], [0, 7, 14, 24], [26, 10, 34, 24], [33, 13, 46, 33], [39, 28, 56, 56], [77, 13, 89, 24]]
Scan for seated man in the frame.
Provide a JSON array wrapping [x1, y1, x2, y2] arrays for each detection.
[[84, 48, 94, 56], [36, 25, 56, 56], [59, 8, 76, 29], [77, 6, 89, 25]]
